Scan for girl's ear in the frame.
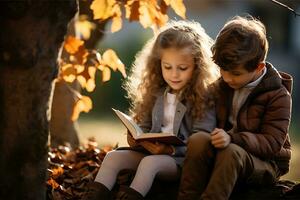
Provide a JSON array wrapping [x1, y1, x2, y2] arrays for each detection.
[[256, 62, 265, 72]]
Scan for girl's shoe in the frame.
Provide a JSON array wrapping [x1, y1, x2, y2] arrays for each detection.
[[81, 182, 112, 200], [115, 185, 144, 200]]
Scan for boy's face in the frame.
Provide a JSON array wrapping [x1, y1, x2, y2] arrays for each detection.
[[220, 64, 265, 89]]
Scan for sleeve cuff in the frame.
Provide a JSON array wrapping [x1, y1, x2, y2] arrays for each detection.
[[228, 132, 244, 146]]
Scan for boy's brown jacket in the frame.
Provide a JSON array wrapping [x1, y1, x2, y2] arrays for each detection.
[[215, 62, 293, 175]]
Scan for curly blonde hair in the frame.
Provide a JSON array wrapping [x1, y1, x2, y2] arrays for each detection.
[[125, 20, 220, 123]]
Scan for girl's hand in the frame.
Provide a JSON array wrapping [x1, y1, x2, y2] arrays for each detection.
[[140, 141, 174, 155], [127, 132, 139, 147], [211, 128, 231, 148]]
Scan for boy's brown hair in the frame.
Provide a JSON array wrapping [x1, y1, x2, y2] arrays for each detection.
[[212, 15, 269, 72]]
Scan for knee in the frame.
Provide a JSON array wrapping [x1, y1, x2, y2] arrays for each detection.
[[138, 155, 169, 173], [186, 131, 211, 156], [102, 150, 124, 166], [216, 144, 247, 166], [138, 156, 159, 173]]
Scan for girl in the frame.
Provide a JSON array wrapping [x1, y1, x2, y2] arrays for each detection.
[[82, 20, 219, 200]]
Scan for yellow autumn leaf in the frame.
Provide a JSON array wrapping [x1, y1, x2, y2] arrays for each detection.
[[117, 64, 126, 78], [74, 46, 89, 65], [160, 0, 169, 15], [81, 96, 93, 112], [88, 66, 97, 79], [102, 49, 126, 77], [125, 0, 140, 21], [95, 51, 102, 63], [154, 11, 168, 28], [72, 95, 92, 121], [163, 0, 171, 5], [138, 0, 168, 29], [77, 75, 87, 88], [111, 16, 122, 32], [64, 36, 84, 54], [61, 64, 76, 82], [76, 66, 97, 91], [111, 4, 122, 32], [86, 78, 96, 92], [139, 1, 156, 28], [102, 66, 111, 82], [97, 64, 105, 71], [75, 15, 96, 40], [170, 0, 186, 19], [86, 66, 96, 92], [90, 0, 116, 20], [102, 49, 119, 71], [75, 64, 85, 74]]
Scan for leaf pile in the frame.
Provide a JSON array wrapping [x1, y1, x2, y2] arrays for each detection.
[[46, 138, 115, 200]]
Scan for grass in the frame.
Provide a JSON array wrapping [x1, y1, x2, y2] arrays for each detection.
[[78, 117, 128, 148]]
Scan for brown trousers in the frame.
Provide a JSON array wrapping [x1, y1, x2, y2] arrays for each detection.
[[177, 132, 279, 200]]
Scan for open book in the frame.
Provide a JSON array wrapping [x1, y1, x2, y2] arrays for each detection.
[[112, 108, 185, 146]]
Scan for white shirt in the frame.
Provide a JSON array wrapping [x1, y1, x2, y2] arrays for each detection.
[[228, 67, 267, 133], [161, 92, 177, 134]]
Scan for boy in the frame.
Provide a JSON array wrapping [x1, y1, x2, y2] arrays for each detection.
[[177, 16, 293, 200]]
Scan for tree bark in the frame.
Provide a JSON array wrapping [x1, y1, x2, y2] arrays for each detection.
[[50, 18, 80, 149], [0, 1, 77, 199], [50, 80, 80, 148]]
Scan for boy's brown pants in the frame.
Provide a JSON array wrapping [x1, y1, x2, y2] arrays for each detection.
[[177, 131, 280, 200]]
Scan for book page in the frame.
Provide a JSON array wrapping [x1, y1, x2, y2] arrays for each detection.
[[112, 108, 185, 146], [139, 132, 173, 138], [112, 108, 144, 138]]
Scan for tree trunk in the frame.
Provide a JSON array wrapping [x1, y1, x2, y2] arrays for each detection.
[[50, 80, 80, 148], [0, 1, 77, 199], [50, 0, 107, 148], [50, 18, 80, 149]]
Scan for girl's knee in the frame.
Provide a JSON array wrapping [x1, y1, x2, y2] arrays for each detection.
[[139, 155, 164, 168], [102, 150, 124, 165], [103, 150, 139, 167], [138, 155, 174, 172]]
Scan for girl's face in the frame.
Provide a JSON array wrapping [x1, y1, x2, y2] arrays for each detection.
[[161, 47, 195, 93]]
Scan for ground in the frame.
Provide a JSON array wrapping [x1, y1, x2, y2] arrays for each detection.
[[46, 118, 300, 199]]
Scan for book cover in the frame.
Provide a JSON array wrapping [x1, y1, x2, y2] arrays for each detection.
[[112, 108, 185, 146]]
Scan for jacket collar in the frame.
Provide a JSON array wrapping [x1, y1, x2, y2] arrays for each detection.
[[151, 89, 187, 136], [248, 62, 293, 99], [218, 62, 293, 97]]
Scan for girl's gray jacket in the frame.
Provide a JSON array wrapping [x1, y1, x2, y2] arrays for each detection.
[[138, 91, 216, 166]]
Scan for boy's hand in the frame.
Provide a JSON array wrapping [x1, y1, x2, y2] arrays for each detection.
[[140, 141, 174, 155], [211, 128, 231, 149]]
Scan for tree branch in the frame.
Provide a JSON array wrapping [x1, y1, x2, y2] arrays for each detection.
[[270, 0, 300, 17]]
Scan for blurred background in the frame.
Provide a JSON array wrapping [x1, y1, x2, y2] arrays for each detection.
[[77, 0, 300, 180]]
